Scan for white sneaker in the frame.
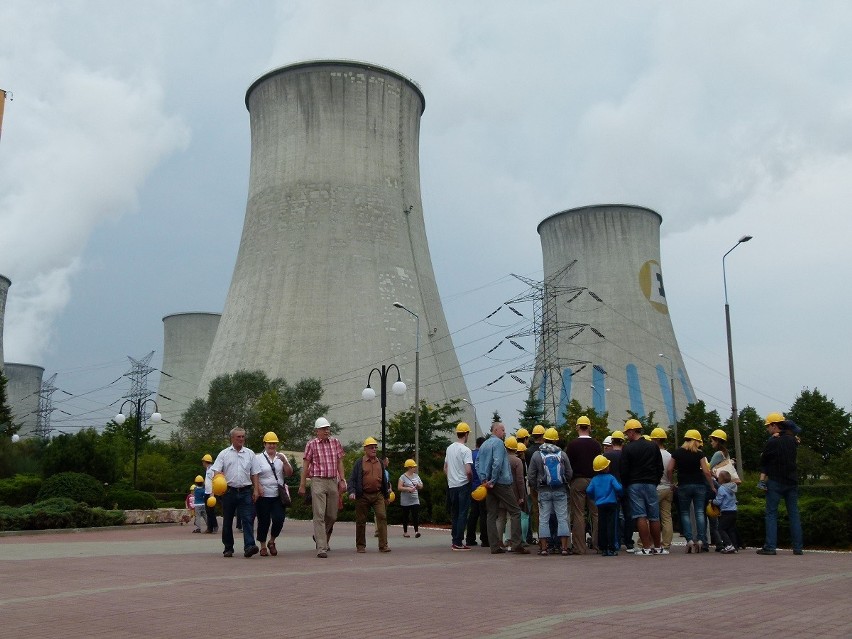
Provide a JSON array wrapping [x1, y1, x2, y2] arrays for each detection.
[[637, 548, 654, 555], [655, 547, 669, 555]]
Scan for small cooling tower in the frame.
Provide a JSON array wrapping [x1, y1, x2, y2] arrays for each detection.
[[0, 274, 10, 374], [534, 204, 695, 431], [4, 363, 44, 437], [198, 61, 469, 444], [155, 312, 221, 439]]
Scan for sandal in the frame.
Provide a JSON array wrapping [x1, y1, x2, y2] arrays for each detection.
[[561, 549, 570, 556], [537, 549, 549, 556], [259, 547, 268, 556], [268, 541, 277, 556]]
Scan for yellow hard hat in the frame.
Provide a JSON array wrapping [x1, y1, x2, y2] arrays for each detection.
[[201, 454, 213, 463], [456, 422, 471, 434], [516, 428, 529, 439], [206, 496, 217, 508], [189, 483, 197, 491], [471, 485, 488, 501], [611, 430, 625, 440], [516, 442, 527, 453], [624, 419, 643, 431], [404, 459, 417, 468], [765, 412, 785, 425], [504, 436, 518, 450], [650, 427, 668, 440], [363, 436, 379, 447], [710, 429, 728, 442], [706, 502, 721, 519], [684, 429, 703, 443], [576, 416, 591, 427], [212, 474, 228, 496], [593, 455, 611, 472], [532, 424, 546, 435], [388, 491, 396, 503], [263, 431, 279, 443], [643, 435, 652, 441], [194, 475, 204, 484], [544, 427, 560, 442]]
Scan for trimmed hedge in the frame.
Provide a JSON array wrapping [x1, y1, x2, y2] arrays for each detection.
[[36, 472, 106, 506], [105, 486, 157, 510], [0, 497, 124, 531], [0, 474, 43, 506]]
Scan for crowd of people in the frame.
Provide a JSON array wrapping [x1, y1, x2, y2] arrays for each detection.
[[191, 411, 802, 559]]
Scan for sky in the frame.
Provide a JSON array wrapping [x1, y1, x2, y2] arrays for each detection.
[[1, 0, 850, 437]]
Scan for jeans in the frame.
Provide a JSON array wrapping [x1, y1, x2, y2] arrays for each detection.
[[448, 484, 471, 546], [537, 488, 569, 538], [255, 496, 285, 542], [617, 494, 634, 548], [677, 483, 707, 544], [221, 486, 256, 552], [465, 496, 489, 545], [765, 479, 802, 551]]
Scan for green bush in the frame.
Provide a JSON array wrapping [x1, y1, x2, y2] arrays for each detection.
[[36, 472, 106, 506], [105, 486, 157, 510], [800, 497, 849, 547], [0, 497, 124, 531], [0, 474, 43, 506]]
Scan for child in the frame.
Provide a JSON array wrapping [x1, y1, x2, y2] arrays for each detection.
[[712, 470, 739, 553], [398, 459, 423, 538], [192, 476, 206, 533], [586, 455, 623, 556]]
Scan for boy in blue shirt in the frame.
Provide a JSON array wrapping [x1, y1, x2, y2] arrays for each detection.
[[711, 470, 739, 553], [586, 455, 623, 556]]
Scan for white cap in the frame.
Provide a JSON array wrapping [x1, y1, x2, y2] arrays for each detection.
[[602, 436, 612, 446], [314, 417, 330, 429]]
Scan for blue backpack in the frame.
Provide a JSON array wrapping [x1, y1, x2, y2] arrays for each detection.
[[541, 450, 564, 488]]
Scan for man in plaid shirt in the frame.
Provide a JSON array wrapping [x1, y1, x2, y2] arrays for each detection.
[[299, 417, 346, 558]]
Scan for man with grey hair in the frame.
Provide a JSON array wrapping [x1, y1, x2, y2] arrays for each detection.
[[211, 427, 260, 558], [299, 417, 346, 558]]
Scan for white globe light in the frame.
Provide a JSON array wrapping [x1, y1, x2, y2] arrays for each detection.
[[361, 387, 376, 401], [11, 434, 20, 443], [391, 380, 407, 395], [149, 412, 162, 424], [114, 413, 127, 425]]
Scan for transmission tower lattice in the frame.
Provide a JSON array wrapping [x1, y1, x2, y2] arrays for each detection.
[[121, 351, 157, 428], [35, 373, 58, 439]]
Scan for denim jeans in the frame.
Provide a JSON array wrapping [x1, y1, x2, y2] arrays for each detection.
[[537, 488, 569, 538], [448, 483, 471, 546], [221, 486, 256, 552], [677, 483, 707, 544], [765, 479, 802, 551]]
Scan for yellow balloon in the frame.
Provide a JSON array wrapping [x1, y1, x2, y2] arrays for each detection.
[[212, 474, 228, 496], [206, 496, 217, 508]]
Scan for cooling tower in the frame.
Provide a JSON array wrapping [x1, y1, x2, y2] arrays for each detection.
[[0, 274, 10, 374], [198, 60, 469, 444], [155, 312, 221, 439], [4, 363, 44, 437], [533, 204, 695, 431]]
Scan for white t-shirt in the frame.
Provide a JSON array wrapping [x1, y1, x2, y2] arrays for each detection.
[[658, 448, 673, 489], [445, 441, 473, 488], [252, 452, 285, 498]]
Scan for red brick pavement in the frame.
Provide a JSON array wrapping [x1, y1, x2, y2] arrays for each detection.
[[1, 521, 850, 638]]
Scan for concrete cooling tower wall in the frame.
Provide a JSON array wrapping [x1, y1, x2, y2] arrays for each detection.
[[0, 274, 9, 374], [533, 204, 695, 432], [198, 60, 469, 445], [155, 312, 221, 440], [5, 363, 44, 437]]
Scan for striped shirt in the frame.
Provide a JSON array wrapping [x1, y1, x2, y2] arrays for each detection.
[[303, 437, 344, 479]]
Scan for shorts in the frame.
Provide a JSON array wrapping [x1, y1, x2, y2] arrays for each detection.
[[628, 483, 660, 521]]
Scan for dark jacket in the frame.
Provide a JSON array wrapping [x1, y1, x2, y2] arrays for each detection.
[[760, 432, 798, 485], [619, 438, 664, 486], [347, 457, 390, 498]]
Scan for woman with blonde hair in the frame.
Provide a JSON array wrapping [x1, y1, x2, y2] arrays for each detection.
[[666, 430, 715, 553]]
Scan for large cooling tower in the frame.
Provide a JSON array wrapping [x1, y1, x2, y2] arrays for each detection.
[[0, 274, 9, 374], [198, 61, 469, 444], [5, 363, 44, 437], [533, 204, 695, 431], [155, 312, 221, 439]]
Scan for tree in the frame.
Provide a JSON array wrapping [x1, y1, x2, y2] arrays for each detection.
[[517, 388, 554, 432], [0, 373, 20, 438], [491, 409, 501, 424], [787, 388, 852, 464], [623, 409, 660, 434], [385, 399, 462, 474], [41, 428, 124, 483], [728, 406, 766, 472], [678, 400, 723, 448]]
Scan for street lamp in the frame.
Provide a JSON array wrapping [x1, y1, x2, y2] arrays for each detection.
[[362, 364, 406, 459], [723, 234, 752, 477], [589, 385, 610, 425], [458, 397, 479, 440], [658, 353, 678, 444], [115, 399, 162, 489], [393, 301, 420, 466]]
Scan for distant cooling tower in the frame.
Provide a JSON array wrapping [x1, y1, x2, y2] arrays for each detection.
[[533, 204, 695, 431], [0, 274, 9, 374], [198, 61, 469, 443], [4, 363, 44, 437], [155, 312, 221, 439]]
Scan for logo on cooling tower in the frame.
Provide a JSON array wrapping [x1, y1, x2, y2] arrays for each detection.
[[639, 260, 669, 314]]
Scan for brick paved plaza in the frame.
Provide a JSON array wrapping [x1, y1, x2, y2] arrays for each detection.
[[1, 520, 850, 638]]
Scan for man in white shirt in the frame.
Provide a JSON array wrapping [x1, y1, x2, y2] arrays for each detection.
[[651, 427, 674, 551], [444, 422, 473, 550], [211, 427, 260, 558]]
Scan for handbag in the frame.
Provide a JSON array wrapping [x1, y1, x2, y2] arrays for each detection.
[[712, 458, 740, 483], [264, 453, 292, 507]]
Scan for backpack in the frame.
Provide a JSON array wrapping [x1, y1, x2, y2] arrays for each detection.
[[541, 450, 564, 488]]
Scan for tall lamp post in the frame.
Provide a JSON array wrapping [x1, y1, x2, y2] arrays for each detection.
[[658, 353, 678, 444], [362, 364, 406, 459], [724, 234, 752, 477], [459, 397, 479, 440], [115, 399, 162, 489], [393, 302, 420, 466], [589, 385, 610, 427]]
